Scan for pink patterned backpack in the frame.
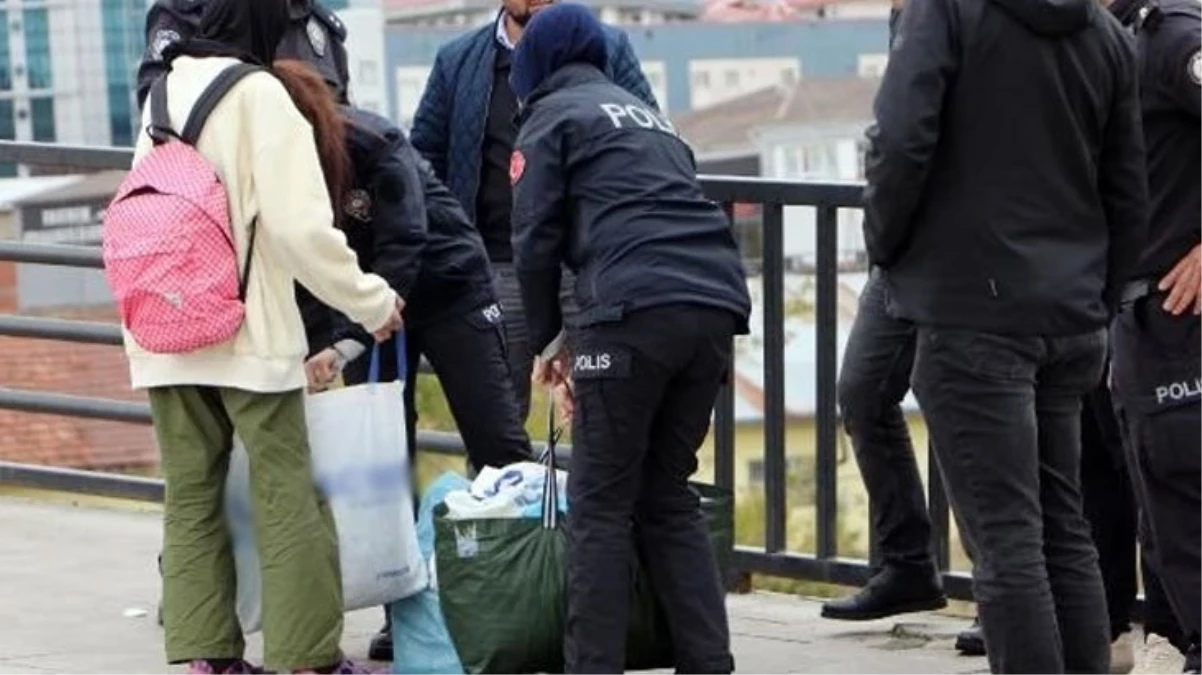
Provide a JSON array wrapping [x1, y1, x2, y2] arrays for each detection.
[[103, 64, 261, 354]]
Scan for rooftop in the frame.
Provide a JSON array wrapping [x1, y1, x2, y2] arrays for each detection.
[[674, 77, 879, 160], [0, 176, 80, 212], [0, 494, 986, 674], [12, 170, 127, 207]]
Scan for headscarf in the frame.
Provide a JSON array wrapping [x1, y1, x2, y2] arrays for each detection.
[[510, 3, 608, 102], [163, 0, 291, 66]]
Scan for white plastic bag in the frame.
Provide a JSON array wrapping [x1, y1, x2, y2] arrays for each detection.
[[225, 339, 426, 634]]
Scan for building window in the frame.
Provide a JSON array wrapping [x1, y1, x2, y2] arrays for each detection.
[[0, 100, 15, 176], [102, 0, 147, 146], [724, 70, 740, 87], [692, 70, 710, 89], [24, 8, 52, 90], [617, 8, 641, 23], [0, 10, 9, 92], [780, 144, 834, 180], [109, 85, 134, 147], [858, 53, 890, 78], [780, 68, 797, 85], [30, 97, 54, 142]]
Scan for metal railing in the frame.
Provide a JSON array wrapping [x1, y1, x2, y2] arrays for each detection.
[[0, 140, 972, 600]]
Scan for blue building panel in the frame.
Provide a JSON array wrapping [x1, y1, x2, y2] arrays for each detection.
[[385, 18, 889, 120], [102, 0, 149, 147]]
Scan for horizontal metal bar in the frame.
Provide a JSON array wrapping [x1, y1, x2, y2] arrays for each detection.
[[0, 433, 570, 502], [0, 316, 439, 372], [0, 240, 104, 268], [0, 386, 569, 455], [0, 387, 151, 423], [731, 548, 975, 602], [0, 140, 133, 170], [0, 141, 866, 210], [0, 314, 124, 345], [698, 175, 863, 208], [0, 461, 164, 502]]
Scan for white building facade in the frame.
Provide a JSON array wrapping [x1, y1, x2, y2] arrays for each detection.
[[753, 121, 871, 267]]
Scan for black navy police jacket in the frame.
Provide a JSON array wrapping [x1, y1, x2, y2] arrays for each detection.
[[303, 107, 499, 355], [510, 63, 752, 355], [1111, 0, 1200, 281], [866, 0, 1148, 335], [137, 0, 350, 108], [299, 107, 427, 355]]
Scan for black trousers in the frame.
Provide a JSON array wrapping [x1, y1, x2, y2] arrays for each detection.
[[564, 305, 735, 674], [1110, 295, 1201, 650], [492, 262, 577, 423], [837, 269, 935, 572], [1081, 380, 1138, 641], [400, 302, 534, 471], [912, 326, 1110, 674], [1080, 379, 1187, 648]]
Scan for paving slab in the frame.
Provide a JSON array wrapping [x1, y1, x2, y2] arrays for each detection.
[[0, 496, 988, 674]]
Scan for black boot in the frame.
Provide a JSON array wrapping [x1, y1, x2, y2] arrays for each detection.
[[368, 607, 393, 662], [820, 566, 947, 621], [955, 617, 986, 656]]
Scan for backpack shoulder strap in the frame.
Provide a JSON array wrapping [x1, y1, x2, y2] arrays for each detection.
[[147, 75, 176, 145], [179, 63, 263, 146]]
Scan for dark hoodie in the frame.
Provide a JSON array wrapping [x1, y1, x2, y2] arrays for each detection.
[[137, 0, 350, 108], [863, 0, 1147, 335], [163, 0, 289, 66]]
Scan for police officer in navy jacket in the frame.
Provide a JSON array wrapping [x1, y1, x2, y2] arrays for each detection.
[[509, 5, 750, 672], [409, 0, 657, 429], [1107, 0, 1201, 668]]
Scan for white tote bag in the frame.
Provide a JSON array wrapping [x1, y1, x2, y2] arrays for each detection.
[[224, 338, 427, 634]]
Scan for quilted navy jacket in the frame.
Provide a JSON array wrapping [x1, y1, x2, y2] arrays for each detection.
[[409, 17, 658, 218]]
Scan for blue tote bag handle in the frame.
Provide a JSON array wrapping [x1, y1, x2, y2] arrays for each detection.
[[366, 332, 408, 384]]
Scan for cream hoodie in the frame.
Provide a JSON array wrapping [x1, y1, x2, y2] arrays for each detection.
[[124, 56, 396, 392]]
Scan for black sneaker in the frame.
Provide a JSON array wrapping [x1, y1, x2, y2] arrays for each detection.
[[368, 623, 392, 662]]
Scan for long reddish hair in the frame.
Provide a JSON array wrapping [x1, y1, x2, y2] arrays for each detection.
[[272, 59, 351, 226]]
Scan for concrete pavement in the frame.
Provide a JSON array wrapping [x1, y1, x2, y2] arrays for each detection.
[[0, 495, 988, 674]]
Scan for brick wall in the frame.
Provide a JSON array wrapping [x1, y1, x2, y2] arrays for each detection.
[[0, 302, 158, 472], [0, 261, 14, 313]]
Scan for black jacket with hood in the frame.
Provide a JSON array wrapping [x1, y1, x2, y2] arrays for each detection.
[[509, 5, 751, 355], [865, 0, 1148, 335]]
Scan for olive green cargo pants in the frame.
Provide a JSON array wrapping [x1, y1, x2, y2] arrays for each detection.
[[148, 386, 343, 671]]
